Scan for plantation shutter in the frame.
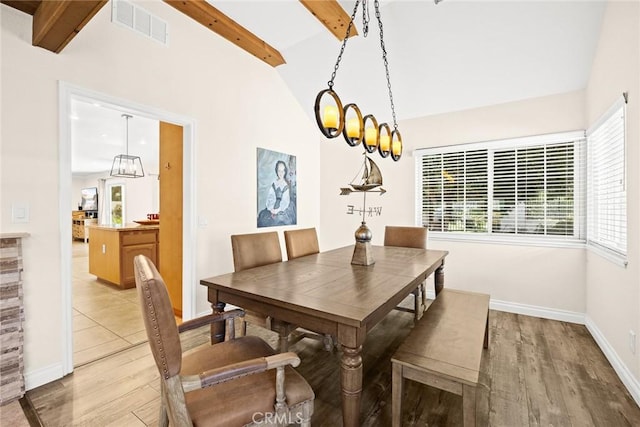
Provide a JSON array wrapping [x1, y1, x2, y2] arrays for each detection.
[[587, 96, 627, 259]]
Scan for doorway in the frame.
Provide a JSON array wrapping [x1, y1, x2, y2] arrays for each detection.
[[59, 82, 196, 374]]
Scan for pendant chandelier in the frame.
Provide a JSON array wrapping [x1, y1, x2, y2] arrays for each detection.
[[314, 0, 403, 161], [110, 113, 145, 178]]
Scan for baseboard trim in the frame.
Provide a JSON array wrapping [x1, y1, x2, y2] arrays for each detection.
[[585, 315, 640, 407], [24, 363, 63, 391], [425, 289, 585, 324], [489, 298, 585, 324]]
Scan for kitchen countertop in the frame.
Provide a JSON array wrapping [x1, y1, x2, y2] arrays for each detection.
[[88, 223, 159, 231]]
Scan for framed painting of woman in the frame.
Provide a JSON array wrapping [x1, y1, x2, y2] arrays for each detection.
[[257, 148, 297, 228]]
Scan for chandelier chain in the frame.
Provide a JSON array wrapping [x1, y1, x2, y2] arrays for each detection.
[[362, 0, 370, 37], [374, 0, 398, 130], [328, 0, 361, 88]]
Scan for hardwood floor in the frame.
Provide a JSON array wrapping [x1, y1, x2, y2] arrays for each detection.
[[27, 308, 640, 426], [0, 399, 30, 427]]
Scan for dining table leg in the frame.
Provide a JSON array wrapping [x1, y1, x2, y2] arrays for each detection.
[[341, 344, 363, 427], [210, 301, 226, 343]]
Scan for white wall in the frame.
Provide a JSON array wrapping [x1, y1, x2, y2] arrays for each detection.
[[585, 0, 640, 387], [1, 1, 320, 388], [322, 90, 588, 315]]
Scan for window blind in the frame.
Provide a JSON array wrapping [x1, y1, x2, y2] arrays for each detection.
[[417, 131, 586, 242], [587, 97, 627, 259], [421, 150, 488, 232]]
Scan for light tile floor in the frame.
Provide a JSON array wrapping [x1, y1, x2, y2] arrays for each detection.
[[72, 242, 151, 366]]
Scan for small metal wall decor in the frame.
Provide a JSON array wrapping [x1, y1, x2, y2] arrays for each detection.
[[256, 148, 297, 228], [341, 154, 386, 266]]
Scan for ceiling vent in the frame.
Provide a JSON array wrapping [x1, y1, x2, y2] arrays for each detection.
[[112, 0, 168, 46]]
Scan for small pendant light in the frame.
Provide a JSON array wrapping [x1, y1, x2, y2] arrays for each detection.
[[110, 114, 145, 178]]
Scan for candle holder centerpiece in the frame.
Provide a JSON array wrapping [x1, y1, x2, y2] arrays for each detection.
[[341, 154, 386, 265]]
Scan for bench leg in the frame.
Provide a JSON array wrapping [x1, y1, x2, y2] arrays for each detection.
[[484, 311, 489, 349], [391, 362, 403, 427], [462, 384, 477, 427]]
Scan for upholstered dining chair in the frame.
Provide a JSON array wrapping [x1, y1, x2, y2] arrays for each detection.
[[284, 228, 334, 351], [384, 225, 429, 322], [134, 255, 314, 427], [284, 227, 320, 260], [231, 231, 297, 352]]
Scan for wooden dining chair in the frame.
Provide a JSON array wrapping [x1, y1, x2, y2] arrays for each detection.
[[134, 255, 314, 427], [231, 231, 298, 352], [384, 225, 429, 322], [284, 228, 335, 351]]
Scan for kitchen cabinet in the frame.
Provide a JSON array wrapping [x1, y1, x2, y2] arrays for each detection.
[[88, 225, 159, 289]]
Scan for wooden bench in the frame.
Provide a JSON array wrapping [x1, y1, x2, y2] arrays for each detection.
[[391, 289, 490, 426]]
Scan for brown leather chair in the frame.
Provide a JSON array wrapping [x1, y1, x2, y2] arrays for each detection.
[[231, 231, 297, 352], [231, 231, 283, 271], [384, 225, 428, 322], [284, 228, 320, 260], [134, 255, 314, 427], [284, 228, 334, 351]]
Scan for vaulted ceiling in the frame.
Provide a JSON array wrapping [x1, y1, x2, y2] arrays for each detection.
[[2, 0, 607, 174], [1, 1, 606, 119]]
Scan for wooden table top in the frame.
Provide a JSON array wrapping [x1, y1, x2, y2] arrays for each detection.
[[201, 245, 448, 330]]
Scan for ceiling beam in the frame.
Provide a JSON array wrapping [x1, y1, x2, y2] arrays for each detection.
[[0, 0, 41, 15], [164, 0, 285, 67], [299, 0, 358, 41], [32, 0, 107, 53]]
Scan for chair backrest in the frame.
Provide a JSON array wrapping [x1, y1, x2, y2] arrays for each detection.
[[231, 231, 282, 272], [134, 255, 182, 379], [384, 226, 428, 249], [284, 228, 320, 260]]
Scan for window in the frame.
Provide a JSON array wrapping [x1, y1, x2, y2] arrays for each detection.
[[416, 131, 586, 243], [587, 97, 627, 261], [107, 183, 125, 226]]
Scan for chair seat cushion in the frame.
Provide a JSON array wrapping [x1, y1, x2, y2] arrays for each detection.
[[182, 336, 314, 426]]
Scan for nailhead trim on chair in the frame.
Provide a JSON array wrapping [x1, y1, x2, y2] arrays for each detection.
[[139, 264, 170, 379]]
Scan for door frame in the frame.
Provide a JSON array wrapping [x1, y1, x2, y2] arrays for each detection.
[[58, 81, 197, 375]]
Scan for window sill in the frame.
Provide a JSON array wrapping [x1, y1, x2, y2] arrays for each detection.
[[586, 244, 628, 268], [428, 232, 586, 249]]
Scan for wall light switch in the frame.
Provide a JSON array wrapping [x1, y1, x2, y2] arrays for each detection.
[[11, 203, 29, 223]]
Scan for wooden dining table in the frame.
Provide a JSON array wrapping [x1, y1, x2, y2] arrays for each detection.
[[200, 244, 448, 427]]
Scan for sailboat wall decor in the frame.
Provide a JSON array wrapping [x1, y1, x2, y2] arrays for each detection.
[[340, 155, 386, 265]]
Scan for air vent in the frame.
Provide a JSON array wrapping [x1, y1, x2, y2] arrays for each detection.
[[112, 0, 168, 46]]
